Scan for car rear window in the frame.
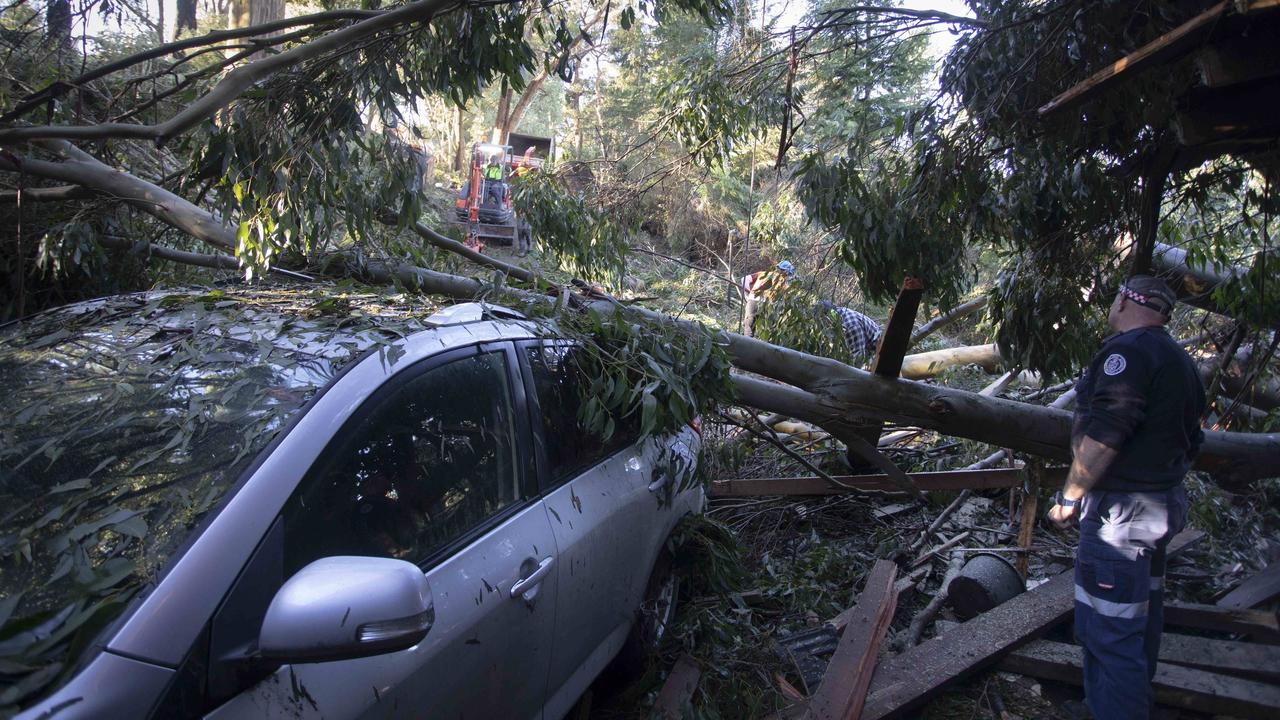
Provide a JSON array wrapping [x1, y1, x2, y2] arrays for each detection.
[[0, 288, 432, 709]]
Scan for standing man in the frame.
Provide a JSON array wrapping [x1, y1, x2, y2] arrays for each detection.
[[740, 260, 797, 337], [740, 260, 796, 303], [1047, 275, 1205, 720]]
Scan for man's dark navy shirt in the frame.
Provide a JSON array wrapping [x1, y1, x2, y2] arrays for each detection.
[[1072, 326, 1207, 491]]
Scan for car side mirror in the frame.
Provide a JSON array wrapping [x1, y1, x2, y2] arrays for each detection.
[[258, 556, 434, 664]]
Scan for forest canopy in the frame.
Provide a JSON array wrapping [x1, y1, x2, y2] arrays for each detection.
[[0, 0, 1276, 379]]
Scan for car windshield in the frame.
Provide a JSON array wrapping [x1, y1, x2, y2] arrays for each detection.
[[0, 287, 438, 709]]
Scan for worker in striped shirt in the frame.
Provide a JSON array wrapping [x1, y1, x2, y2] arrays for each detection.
[[817, 300, 882, 361]]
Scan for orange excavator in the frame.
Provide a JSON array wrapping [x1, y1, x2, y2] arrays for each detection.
[[453, 133, 552, 254]]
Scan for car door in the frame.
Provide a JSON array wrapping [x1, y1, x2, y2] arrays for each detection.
[[517, 341, 674, 715], [208, 343, 557, 720]]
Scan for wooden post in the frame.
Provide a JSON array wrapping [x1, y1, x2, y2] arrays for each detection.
[[872, 277, 926, 378], [1016, 461, 1042, 581], [848, 277, 927, 458]]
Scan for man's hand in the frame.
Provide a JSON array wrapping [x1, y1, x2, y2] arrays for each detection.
[[1047, 501, 1078, 530]]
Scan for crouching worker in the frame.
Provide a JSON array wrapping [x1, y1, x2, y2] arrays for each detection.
[[1047, 275, 1205, 720]]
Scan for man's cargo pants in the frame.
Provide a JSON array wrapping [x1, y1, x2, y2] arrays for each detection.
[[1074, 486, 1188, 720]]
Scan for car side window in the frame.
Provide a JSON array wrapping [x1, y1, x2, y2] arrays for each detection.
[[282, 350, 523, 574], [524, 344, 640, 487]]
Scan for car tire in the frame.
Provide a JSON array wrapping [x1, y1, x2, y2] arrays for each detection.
[[610, 548, 678, 678]]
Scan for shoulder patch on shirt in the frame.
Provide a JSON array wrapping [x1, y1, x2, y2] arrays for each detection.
[[1103, 353, 1127, 376]]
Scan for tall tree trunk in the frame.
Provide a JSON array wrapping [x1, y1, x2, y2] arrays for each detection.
[[229, 0, 285, 58], [229, 0, 251, 29], [46, 0, 72, 47], [455, 105, 467, 171], [177, 0, 199, 36], [492, 81, 512, 143], [251, 0, 286, 25], [504, 69, 549, 139], [573, 91, 583, 157], [1129, 145, 1177, 276]]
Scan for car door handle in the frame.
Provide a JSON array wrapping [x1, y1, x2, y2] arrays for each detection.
[[648, 471, 670, 494], [509, 556, 554, 599]]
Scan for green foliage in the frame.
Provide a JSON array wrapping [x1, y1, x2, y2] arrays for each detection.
[[754, 281, 856, 365], [795, 0, 1279, 377], [511, 172, 628, 285], [552, 305, 737, 440]]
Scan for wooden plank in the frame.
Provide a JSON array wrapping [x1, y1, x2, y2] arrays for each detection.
[[999, 638, 1280, 719], [1037, 2, 1228, 118], [872, 503, 913, 520], [807, 560, 899, 720], [1164, 601, 1280, 641], [1159, 633, 1280, 682], [861, 570, 1075, 719], [872, 277, 925, 379], [653, 653, 701, 720], [1218, 561, 1280, 609], [709, 468, 1026, 497]]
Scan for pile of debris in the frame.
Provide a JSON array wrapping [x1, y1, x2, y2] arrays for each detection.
[[643, 468, 1280, 720]]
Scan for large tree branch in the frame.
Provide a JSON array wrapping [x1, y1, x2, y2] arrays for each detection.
[[1, 9, 382, 123], [0, 0, 460, 145], [0, 141, 238, 251], [3, 154, 1273, 482], [0, 184, 95, 202], [810, 5, 986, 30], [910, 295, 989, 347], [95, 235, 241, 271]]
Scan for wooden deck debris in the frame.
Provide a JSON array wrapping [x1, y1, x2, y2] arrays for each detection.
[[999, 638, 1280, 719], [653, 653, 701, 720], [1159, 633, 1280, 682], [857, 527, 1206, 719], [776, 673, 807, 702], [1164, 601, 1280, 641], [1037, 1, 1229, 117], [862, 570, 1076, 719], [806, 560, 899, 720], [1218, 561, 1280, 609], [709, 468, 1027, 497]]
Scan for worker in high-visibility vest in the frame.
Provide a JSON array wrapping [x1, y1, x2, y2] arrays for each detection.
[[482, 158, 504, 206], [740, 260, 795, 302]]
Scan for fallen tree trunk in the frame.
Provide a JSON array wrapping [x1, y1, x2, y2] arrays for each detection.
[[1199, 350, 1280, 412], [910, 295, 988, 347], [899, 343, 1002, 379], [1153, 242, 1279, 328], [7, 143, 1278, 482]]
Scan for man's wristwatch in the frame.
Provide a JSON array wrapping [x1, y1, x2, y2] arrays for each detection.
[[1052, 491, 1080, 508]]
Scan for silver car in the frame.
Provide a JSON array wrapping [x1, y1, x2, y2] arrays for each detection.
[[0, 288, 702, 719]]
